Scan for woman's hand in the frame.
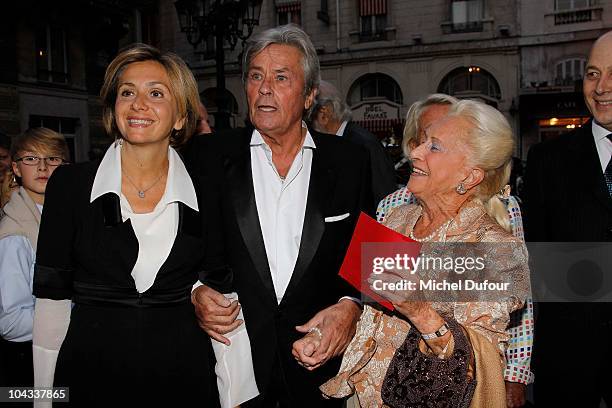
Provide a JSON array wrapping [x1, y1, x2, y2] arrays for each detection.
[[392, 300, 445, 334], [370, 270, 451, 355]]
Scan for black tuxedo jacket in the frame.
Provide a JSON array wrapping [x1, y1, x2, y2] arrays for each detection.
[[342, 121, 397, 206], [524, 120, 612, 243], [190, 127, 374, 402]]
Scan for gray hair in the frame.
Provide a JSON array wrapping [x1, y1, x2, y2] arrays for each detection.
[[242, 24, 320, 99], [402, 93, 458, 157], [311, 80, 352, 123]]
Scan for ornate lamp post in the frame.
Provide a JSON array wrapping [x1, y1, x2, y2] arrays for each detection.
[[175, 0, 262, 129]]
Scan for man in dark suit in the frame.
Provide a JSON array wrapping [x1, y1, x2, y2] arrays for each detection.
[[524, 31, 612, 407], [310, 80, 397, 206], [191, 25, 373, 407]]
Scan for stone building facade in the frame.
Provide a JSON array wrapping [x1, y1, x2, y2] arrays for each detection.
[[167, 0, 612, 161], [2, 0, 611, 162], [0, 0, 159, 162]]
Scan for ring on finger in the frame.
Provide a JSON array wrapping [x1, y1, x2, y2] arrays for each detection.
[[308, 326, 323, 338]]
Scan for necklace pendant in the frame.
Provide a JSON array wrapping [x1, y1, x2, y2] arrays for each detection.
[[138, 191, 145, 199]]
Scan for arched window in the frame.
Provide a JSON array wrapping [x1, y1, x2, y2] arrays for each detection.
[[438, 66, 501, 105], [347, 73, 403, 106], [347, 74, 404, 147], [554, 58, 586, 86]]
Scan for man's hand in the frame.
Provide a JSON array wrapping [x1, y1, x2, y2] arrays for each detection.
[[291, 299, 361, 371], [505, 381, 526, 408], [191, 284, 243, 345]]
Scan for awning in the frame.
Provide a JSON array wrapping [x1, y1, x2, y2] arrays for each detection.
[[276, 1, 301, 13], [355, 118, 404, 139], [360, 0, 387, 16]]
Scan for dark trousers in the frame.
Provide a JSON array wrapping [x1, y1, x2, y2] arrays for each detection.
[[0, 338, 33, 387], [0, 338, 33, 408], [533, 303, 612, 408], [243, 353, 343, 408]]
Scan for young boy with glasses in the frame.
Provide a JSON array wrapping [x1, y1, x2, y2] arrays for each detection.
[[0, 127, 68, 387]]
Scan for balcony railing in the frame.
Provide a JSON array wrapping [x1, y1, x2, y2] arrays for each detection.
[[441, 20, 484, 34], [358, 29, 387, 42], [554, 7, 602, 25]]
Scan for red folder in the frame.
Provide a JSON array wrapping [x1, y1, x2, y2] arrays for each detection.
[[338, 212, 421, 311]]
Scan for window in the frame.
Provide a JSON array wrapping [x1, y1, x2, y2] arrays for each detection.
[[555, 0, 593, 11], [451, 0, 484, 32], [36, 25, 68, 83], [555, 58, 586, 85], [359, 0, 387, 41], [538, 116, 590, 142], [317, 0, 330, 23], [347, 73, 403, 106], [29, 115, 78, 161], [438, 67, 501, 105], [277, 2, 301, 25]]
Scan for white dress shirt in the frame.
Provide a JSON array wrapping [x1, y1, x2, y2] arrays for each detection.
[[90, 142, 199, 292], [250, 127, 315, 304], [592, 121, 612, 172], [336, 120, 349, 137]]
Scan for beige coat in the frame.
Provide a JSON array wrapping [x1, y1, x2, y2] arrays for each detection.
[[0, 186, 41, 249], [320, 200, 530, 407]]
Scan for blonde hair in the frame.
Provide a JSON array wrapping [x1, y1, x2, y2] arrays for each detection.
[[100, 43, 200, 147], [402, 93, 458, 157], [447, 100, 514, 232], [10, 127, 69, 161], [2, 127, 68, 204]]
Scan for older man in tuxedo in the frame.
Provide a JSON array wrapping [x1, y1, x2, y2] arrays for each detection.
[[525, 30, 612, 407], [190, 25, 373, 407]]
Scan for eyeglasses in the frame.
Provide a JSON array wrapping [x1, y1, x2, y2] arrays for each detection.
[[15, 156, 66, 167]]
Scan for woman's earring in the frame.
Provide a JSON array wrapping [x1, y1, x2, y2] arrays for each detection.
[[456, 182, 466, 195]]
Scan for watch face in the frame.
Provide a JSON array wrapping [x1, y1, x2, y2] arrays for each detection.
[[423, 323, 449, 339]]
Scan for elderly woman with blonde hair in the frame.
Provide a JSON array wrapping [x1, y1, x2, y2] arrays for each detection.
[[321, 99, 530, 408]]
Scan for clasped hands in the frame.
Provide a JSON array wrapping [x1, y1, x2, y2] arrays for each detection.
[[192, 285, 360, 371], [291, 299, 361, 371]]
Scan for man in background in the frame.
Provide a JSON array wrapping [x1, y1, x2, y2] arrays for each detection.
[[525, 30, 612, 407], [310, 80, 396, 205]]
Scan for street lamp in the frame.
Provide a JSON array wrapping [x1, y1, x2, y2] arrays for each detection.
[[175, 0, 262, 129]]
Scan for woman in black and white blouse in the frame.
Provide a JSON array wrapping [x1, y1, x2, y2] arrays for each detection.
[[32, 44, 220, 406]]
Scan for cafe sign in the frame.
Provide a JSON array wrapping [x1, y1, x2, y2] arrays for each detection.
[[351, 100, 401, 121]]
